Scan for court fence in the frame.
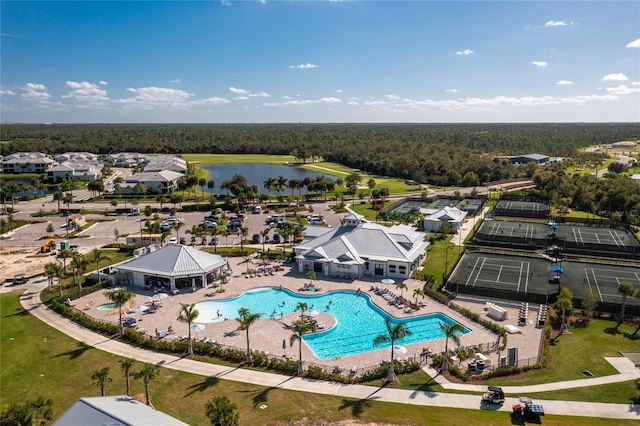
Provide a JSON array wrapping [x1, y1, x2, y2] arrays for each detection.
[[444, 280, 640, 318]]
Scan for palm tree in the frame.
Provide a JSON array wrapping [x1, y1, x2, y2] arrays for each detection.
[[119, 358, 135, 396], [205, 395, 239, 426], [555, 287, 574, 335], [44, 262, 62, 293], [276, 176, 288, 196], [439, 322, 465, 372], [295, 302, 308, 318], [177, 303, 200, 356], [413, 288, 425, 306], [106, 288, 134, 338], [134, 363, 160, 406], [289, 321, 314, 375], [91, 367, 112, 396], [91, 248, 111, 286], [207, 180, 216, 200], [173, 221, 184, 242], [242, 257, 253, 273], [616, 282, 635, 328], [395, 282, 408, 300], [263, 176, 276, 198], [373, 317, 412, 383], [260, 228, 270, 252], [240, 226, 248, 251], [217, 273, 228, 290], [70, 252, 87, 297], [236, 308, 262, 365], [306, 270, 316, 286]]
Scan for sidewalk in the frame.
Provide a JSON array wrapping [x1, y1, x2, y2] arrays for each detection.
[[16, 280, 640, 420]]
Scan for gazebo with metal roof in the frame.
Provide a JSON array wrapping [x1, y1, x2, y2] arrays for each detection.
[[115, 244, 226, 291]]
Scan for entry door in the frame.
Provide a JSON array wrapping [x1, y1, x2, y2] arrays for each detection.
[[374, 263, 384, 276], [314, 262, 323, 273]]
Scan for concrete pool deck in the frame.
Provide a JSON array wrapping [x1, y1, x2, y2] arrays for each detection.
[[68, 256, 541, 375]]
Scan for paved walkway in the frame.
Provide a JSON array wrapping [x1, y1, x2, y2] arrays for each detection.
[[16, 280, 640, 420]]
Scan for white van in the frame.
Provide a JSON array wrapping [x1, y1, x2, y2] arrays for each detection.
[[253, 205, 262, 214]]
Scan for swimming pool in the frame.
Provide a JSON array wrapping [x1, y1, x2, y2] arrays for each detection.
[[97, 303, 115, 311], [193, 288, 469, 360]]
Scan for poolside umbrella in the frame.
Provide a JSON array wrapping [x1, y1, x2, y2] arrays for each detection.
[[306, 310, 320, 317], [387, 345, 408, 355], [282, 338, 287, 354], [552, 265, 564, 274], [190, 323, 206, 333], [152, 292, 168, 301], [381, 278, 395, 285], [549, 224, 559, 230], [131, 305, 148, 320]]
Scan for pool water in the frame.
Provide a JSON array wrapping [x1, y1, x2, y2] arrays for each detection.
[[193, 288, 469, 360], [97, 303, 115, 311]]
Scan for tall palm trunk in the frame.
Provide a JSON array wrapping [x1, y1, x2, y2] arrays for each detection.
[[245, 329, 252, 365]]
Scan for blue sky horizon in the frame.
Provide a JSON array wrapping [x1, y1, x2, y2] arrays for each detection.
[[1, 1, 639, 124]]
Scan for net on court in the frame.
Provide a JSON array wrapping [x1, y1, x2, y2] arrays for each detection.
[[473, 220, 640, 259], [448, 252, 640, 315], [494, 201, 550, 218]]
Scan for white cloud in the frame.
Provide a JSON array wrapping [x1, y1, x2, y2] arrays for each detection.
[[229, 87, 249, 95], [545, 20, 567, 27], [62, 81, 109, 102], [98, 81, 108, 86], [192, 97, 231, 106], [233, 96, 249, 101], [556, 80, 573, 85], [170, 79, 181, 83], [385, 94, 400, 100], [220, 0, 232, 6], [446, 89, 461, 93], [290, 63, 318, 69], [532, 61, 548, 67], [0, 87, 16, 96], [455, 49, 474, 56], [264, 97, 341, 107], [633, 82, 640, 86], [347, 101, 359, 105], [626, 38, 640, 48], [606, 85, 640, 95], [336, 89, 342, 93], [114, 87, 194, 111], [20, 83, 50, 102], [602, 73, 628, 81], [249, 91, 269, 98]]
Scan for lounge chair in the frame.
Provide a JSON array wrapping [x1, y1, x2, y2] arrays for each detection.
[[156, 329, 169, 339], [350, 366, 357, 376], [64, 298, 77, 306]]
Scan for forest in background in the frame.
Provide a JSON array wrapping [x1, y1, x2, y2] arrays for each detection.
[[2, 122, 639, 186]]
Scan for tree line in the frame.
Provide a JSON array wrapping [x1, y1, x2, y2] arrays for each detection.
[[3, 122, 639, 186]]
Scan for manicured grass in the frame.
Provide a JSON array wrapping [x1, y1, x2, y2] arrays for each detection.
[[182, 153, 296, 165], [484, 320, 639, 388], [4, 292, 636, 425], [418, 239, 457, 285]]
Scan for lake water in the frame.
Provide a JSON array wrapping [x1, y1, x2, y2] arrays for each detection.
[[0, 177, 56, 199], [201, 164, 328, 193]]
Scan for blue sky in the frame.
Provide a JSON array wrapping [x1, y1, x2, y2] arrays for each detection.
[[1, 1, 639, 123]]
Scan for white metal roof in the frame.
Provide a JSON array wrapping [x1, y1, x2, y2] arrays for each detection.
[[53, 396, 189, 426], [116, 245, 225, 278]]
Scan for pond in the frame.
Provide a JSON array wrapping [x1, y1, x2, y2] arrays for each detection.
[[0, 177, 56, 199], [201, 164, 330, 193]]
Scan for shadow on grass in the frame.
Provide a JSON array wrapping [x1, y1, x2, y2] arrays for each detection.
[[53, 341, 92, 360], [4, 307, 30, 318], [408, 376, 440, 399], [184, 376, 219, 397], [604, 326, 622, 335], [239, 376, 294, 408], [338, 383, 388, 417]]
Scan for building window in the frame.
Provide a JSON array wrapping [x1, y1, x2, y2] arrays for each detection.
[[389, 265, 396, 273], [399, 266, 407, 275], [365, 262, 369, 270]]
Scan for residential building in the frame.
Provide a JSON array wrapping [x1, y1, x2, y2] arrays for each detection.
[[54, 152, 99, 163], [509, 154, 549, 165], [1, 152, 54, 173], [144, 155, 188, 173], [47, 161, 102, 182], [421, 206, 467, 232], [106, 152, 149, 168], [122, 170, 183, 194]]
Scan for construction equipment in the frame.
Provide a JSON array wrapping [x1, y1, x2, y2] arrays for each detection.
[[41, 239, 56, 253]]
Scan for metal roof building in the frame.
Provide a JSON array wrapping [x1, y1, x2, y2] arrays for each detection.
[[53, 396, 189, 426], [116, 244, 226, 291]]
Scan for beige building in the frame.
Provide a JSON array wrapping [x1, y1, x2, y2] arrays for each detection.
[[125, 233, 163, 246]]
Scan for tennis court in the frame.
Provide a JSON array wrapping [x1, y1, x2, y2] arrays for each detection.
[[474, 220, 640, 258], [448, 252, 640, 315], [494, 201, 550, 218]]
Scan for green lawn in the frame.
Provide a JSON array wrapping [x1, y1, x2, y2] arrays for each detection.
[[3, 292, 635, 425], [485, 319, 640, 385]]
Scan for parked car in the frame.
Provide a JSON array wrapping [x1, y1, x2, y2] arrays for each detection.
[[204, 215, 219, 222], [162, 217, 181, 225], [208, 237, 219, 246], [168, 237, 178, 244], [309, 219, 326, 225], [201, 220, 218, 228], [251, 234, 261, 244], [160, 223, 173, 231], [272, 233, 281, 244]]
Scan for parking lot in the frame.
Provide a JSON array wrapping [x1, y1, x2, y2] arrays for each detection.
[[1, 200, 343, 252]]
